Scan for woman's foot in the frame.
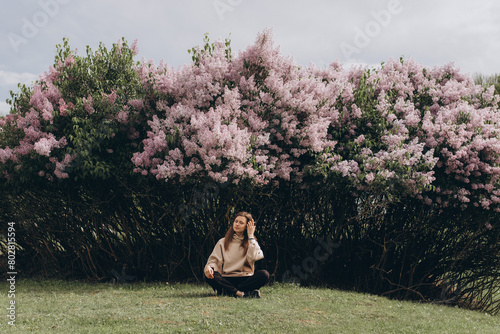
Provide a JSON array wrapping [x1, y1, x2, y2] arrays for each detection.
[[244, 290, 261, 298]]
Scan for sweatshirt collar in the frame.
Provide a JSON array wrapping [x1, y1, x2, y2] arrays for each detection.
[[233, 233, 244, 241]]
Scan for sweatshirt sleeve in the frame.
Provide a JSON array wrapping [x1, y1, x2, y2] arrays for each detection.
[[204, 239, 224, 273], [246, 238, 264, 262]]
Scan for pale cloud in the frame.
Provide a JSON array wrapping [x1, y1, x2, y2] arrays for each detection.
[[0, 70, 37, 87], [0, 70, 37, 116], [0, 101, 11, 117]]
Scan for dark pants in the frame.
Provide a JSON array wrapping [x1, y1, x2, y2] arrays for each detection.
[[205, 270, 270, 296]]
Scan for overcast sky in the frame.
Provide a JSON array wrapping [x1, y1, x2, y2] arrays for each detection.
[[1, 0, 500, 116]]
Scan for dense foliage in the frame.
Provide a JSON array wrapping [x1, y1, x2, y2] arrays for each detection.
[[1, 30, 499, 313]]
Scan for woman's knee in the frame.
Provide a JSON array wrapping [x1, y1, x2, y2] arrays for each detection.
[[204, 271, 222, 285], [256, 269, 270, 282]]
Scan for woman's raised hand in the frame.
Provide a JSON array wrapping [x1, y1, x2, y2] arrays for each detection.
[[247, 219, 256, 237]]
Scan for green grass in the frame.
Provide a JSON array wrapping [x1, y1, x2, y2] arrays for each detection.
[[0, 279, 498, 333]]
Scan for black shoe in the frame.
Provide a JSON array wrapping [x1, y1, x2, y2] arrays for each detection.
[[245, 290, 261, 298]]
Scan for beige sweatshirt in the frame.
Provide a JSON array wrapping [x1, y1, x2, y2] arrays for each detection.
[[204, 234, 264, 277]]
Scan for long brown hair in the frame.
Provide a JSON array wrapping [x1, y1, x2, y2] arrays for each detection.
[[224, 211, 254, 252]]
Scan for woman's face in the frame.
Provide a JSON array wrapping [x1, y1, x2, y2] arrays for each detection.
[[233, 216, 248, 234]]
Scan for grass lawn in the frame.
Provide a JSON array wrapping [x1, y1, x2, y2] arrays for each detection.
[[0, 279, 498, 333]]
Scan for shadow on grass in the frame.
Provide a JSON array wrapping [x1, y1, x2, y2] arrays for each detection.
[[167, 286, 246, 299], [168, 291, 219, 298]]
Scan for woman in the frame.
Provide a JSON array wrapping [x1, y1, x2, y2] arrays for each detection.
[[204, 211, 269, 298]]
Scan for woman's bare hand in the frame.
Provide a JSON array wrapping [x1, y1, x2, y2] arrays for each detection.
[[247, 219, 256, 237], [204, 266, 214, 279]]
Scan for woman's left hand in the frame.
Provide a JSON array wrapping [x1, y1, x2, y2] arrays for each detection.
[[247, 219, 256, 237]]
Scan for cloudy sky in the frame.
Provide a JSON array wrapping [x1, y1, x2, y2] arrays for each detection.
[[1, 0, 500, 116]]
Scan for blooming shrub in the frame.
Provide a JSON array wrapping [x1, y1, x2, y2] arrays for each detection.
[[1, 38, 144, 182], [130, 30, 500, 212], [1, 31, 500, 210]]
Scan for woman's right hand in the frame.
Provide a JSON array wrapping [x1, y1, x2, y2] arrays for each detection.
[[204, 266, 214, 279]]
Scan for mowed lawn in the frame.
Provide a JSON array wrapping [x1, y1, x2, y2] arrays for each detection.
[[0, 279, 498, 333]]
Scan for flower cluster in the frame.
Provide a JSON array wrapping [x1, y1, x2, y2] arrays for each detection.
[[0, 73, 71, 179]]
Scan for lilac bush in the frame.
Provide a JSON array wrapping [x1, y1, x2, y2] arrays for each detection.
[[2, 30, 499, 212], [0, 38, 144, 182], [127, 30, 500, 212]]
